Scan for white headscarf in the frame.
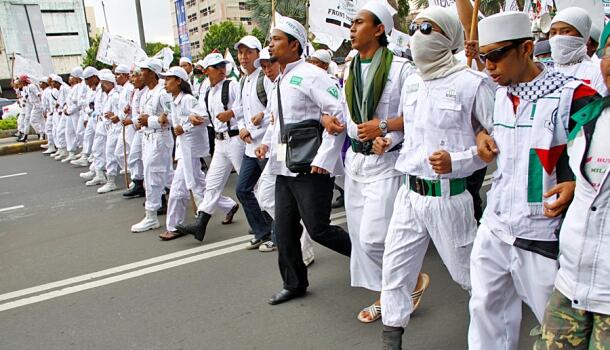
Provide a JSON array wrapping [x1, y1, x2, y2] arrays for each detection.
[[411, 7, 466, 80]]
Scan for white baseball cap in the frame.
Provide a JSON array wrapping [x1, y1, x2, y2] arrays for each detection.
[[50, 74, 63, 84], [201, 52, 230, 69], [115, 64, 130, 74], [160, 66, 189, 82], [136, 58, 163, 76], [195, 59, 205, 68], [179, 57, 192, 65], [70, 67, 84, 79], [234, 35, 263, 51], [83, 67, 98, 79], [254, 47, 272, 68]]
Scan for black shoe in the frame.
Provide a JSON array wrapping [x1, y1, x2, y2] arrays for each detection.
[[175, 211, 211, 242], [382, 326, 404, 350], [222, 204, 239, 225], [268, 288, 306, 305], [245, 238, 265, 250], [12, 132, 20, 138], [123, 180, 145, 198], [331, 195, 344, 209], [157, 194, 167, 216]]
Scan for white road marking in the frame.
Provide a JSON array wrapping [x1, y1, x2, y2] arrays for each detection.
[[330, 211, 346, 220], [331, 217, 348, 226], [0, 205, 24, 213], [0, 235, 251, 303], [0, 172, 27, 179], [483, 180, 492, 187], [0, 244, 246, 312]]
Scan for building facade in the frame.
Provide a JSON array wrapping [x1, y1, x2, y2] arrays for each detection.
[[169, 0, 255, 59], [0, 0, 90, 82]]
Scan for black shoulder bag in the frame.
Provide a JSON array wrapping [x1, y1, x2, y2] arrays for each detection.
[[276, 79, 323, 174]]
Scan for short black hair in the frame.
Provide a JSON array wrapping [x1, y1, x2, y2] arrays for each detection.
[[372, 14, 389, 47], [180, 79, 192, 95], [286, 32, 304, 56]]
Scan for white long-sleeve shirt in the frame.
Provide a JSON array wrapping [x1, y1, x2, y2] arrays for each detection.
[[170, 92, 209, 159], [236, 68, 274, 157]]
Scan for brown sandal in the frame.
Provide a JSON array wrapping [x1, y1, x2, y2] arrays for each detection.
[[222, 204, 240, 225], [159, 231, 186, 241]]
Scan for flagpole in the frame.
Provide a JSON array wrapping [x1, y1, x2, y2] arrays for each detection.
[[305, 0, 310, 56], [271, 0, 276, 27], [466, 0, 481, 68]]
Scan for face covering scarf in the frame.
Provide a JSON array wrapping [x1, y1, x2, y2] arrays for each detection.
[[410, 30, 466, 81], [550, 35, 588, 65]]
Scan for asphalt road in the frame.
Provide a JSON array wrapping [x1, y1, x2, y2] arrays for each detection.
[[0, 152, 537, 350]]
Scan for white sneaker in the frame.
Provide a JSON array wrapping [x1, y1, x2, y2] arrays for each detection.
[[259, 241, 277, 252], [43, 146, 56, 154], [87, 154, 94, 163], [80, 170, 95, 180], [61, 152, 77, 163], [85, 170, 106, 186], [303, 255, 315, 267], [40, 144, 49, 149], [54, 149, 67, 160], [97, 177, 117, 194], [71, 157, 89, 167], [131, 210, 160, 233]]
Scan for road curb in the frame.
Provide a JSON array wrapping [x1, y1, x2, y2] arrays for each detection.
[[0, 140, 46, 156], [0, 129, 37, 139]]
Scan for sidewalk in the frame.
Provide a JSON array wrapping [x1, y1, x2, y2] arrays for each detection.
[[0, 136, 47, 156]]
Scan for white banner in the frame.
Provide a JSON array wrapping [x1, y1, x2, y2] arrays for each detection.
[[429, 0, 456, 7], [505, 0, 520, 11], [96, 31, 148, 67], [153, 47, 175, 71], [12, 54, 49, 82], [604, 0, 610, 15], [555, 0, 605, 32], [390, 29, 410, 50]]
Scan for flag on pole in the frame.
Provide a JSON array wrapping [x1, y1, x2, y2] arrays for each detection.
[[153, 47, 175, 71], [504, 0, 520, 11], [224, 48, 240, 81]]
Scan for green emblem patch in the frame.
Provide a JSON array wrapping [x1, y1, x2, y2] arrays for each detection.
[[290, 76, 303, 86], [327, 86, 339, 99]]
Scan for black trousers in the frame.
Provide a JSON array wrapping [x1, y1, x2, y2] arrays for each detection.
[[466, 167, 487, 224], [275, 174, 351, 291]]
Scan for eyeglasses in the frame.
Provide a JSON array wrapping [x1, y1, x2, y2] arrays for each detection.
[[479, 42, 522, 63], [597, 46, 610, 59], [409, 22, 433, 36]]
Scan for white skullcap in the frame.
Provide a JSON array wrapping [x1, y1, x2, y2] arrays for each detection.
[[83, 66, 98, 79], [415, 7, 463, 51], [552, 7, 591, 39], [136, 58, 163, 76], [70, 67, 83, 79], [274, 16, 307, 52], [115, 64, 130, 74], [201, 52, 230, 69], [99, 71, 116, 84], [479, 12, 532, 47], [310, 49, 332, 64], [50, 74, 63, 84], [234, 35, 263, 51], [360, 0, 394, 35], [160, 66, 189, 82], [590, 23, 601, 43], [179, 57, 192, 65], [254, 47, 272, 68]]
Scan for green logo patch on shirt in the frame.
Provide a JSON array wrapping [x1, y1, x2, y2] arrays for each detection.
[[290, 76, 303, 86], [327, 86, 339, 99]]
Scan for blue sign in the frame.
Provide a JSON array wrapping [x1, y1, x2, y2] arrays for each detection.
[[175, 0, 191, 58]]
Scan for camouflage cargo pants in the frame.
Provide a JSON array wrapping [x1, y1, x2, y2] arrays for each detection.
[[535, 288, 610, 350]]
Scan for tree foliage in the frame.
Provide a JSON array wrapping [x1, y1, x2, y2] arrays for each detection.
[[246, 0, 307, 35], [201, 21, 249, 58]]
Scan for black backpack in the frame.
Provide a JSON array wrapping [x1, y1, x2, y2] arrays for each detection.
[[239, 70, 268, 107], [204, 80, 232, 129]]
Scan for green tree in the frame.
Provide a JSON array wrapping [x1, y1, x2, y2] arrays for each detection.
[[246, 0, 307, 35], [145, 42, 181, 66], [81, 34, 112, 70], [201, 21, 249, 58], [251, 27, 267, 46]]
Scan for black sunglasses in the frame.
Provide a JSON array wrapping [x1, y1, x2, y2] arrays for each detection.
[[210, 63, 226, 69], [409, 22, 433, 36], [479, 42, 522, 63]]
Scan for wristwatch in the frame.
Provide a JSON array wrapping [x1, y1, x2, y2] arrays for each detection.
[[379, 120, 388, 136]]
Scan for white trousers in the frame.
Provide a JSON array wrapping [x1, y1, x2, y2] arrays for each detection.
[[468, 224, 558, 350], [197, 136, 243, 215], [257, 172, 314, 260], [142, 131, 174, 211], [115, 125, 134, 174], [128, 130, 144, 181], [29, 108, 44, 134], [19, 106, 31, 134], [105, 126, 121, 176], [167, 157, 206, 232], [345, 175, 401, 291], [82, 118, 97, 155], [65, 114, 79, 152], [53, 114, 67, 148], [44, 113, 54, 146], [75, 113, 86, 148], [381, 185, 476, 328], [17, 109, 24, 133], [91, 127, 107, 171]]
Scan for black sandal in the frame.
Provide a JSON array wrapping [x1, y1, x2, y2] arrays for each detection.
[[159, 231, 186, 241]]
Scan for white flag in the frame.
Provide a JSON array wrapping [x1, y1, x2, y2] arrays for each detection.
[[390, 29, 410, 50], [224, 48, 240, 81], [12, 54, 48, 82], [96, 31, 148, 67], [504, 0, 519, 11], [153, 47, 175, 71]]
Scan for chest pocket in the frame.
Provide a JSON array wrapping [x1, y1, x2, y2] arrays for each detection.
[[435, 99, 464, 130]]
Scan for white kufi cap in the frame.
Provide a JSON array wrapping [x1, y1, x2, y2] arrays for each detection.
[[274, 16, 307, 52], [360, 0, 394, 35], [479, 11, 532, 47], [552, 7, 591, 40]]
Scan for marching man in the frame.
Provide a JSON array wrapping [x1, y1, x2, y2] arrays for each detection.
[[62, 67, 86, 163], [72, 67, 100, 167], [469, 11, 600, 350], [378, 7, 495, 348]]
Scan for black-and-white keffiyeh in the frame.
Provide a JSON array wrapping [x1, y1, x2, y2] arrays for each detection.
[[507, 67, 576, 102]]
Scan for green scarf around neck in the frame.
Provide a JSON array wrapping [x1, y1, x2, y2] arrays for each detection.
[[345, 47, 394, 125]]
